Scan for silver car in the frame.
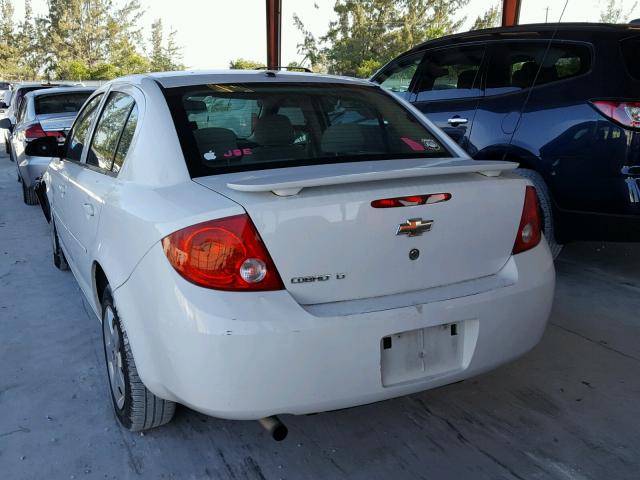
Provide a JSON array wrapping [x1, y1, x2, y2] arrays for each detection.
[[0, 87, 94, 204]]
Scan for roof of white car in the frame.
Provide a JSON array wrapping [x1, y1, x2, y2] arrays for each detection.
[[115, 70, 374, 89]]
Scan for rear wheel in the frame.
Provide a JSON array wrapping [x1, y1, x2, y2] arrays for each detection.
[[51, 219, 69, 271], [22, 181, 38, 205], [101, 286, 176, 431], [515, 168, 562, 259]]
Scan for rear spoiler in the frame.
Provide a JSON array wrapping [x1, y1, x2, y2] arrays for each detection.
[[226, 158, 518, 196]]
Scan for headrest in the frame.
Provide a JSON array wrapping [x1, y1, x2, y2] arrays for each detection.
[[184, 99, 206, 112], [254, 114, 294, 146], [193, 127, 237, 156], [457, 69, 478, 89], [512, 61, 539, 88], [321, 124, 365, 154]]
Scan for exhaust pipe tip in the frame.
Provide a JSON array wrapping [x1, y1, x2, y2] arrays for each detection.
[[258, 415, 288, 441]]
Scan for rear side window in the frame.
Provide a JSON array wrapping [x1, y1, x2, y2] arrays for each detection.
[[621, 37, 640, 80], [376, 52, 424, 99], [163, 83, 450, 178], [414, 46, 485, 102], [65, 94, 103, 162], [35, 93, 91, 115], [112, 104, 138, 174], [486, 42, 591, 95], [87, 92, 136, 171]]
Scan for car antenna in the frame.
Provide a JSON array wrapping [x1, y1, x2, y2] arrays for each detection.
[[503, 0, 569, 162]]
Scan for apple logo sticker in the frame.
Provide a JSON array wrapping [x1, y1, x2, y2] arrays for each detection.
[[204, 150, 216, 161]]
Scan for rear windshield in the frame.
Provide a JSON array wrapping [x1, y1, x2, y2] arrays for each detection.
[[163, 83, 451, 177], [621, 36, 640, 81], [35, 92, 91, 115]]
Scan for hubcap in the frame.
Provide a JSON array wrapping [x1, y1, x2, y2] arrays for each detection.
[[103, 307, 126, 410]]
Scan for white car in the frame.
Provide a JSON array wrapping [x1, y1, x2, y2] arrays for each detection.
[[39, 71, 555, 438]]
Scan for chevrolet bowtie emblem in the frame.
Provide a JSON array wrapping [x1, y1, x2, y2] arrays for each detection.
[[396, 218, 433, 237]]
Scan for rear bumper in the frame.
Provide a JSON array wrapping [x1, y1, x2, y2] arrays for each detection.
[[113, 241, 555, 420], [17, 155, 50, 188]]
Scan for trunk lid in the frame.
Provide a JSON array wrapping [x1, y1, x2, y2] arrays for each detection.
[[37, 113, 76, 134], [194, 159, 525, 305]]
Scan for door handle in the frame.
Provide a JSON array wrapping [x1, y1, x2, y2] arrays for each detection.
[[622, 166, 640, 176], [447, 117, 469, 126], [83, 203, 95, 217]]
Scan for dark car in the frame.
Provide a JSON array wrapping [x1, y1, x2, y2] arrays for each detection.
[[372, 23, 640, 255]]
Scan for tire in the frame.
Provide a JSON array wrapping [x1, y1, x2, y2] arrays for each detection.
[[51, 219, 69, 271], [515, 168, 563, 259], [22, 181, 39, 205], [101, 286, 176, 431]]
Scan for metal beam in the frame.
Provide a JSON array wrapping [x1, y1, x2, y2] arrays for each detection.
[[502, 0, 522, 26], [266, 0, 282, 70]]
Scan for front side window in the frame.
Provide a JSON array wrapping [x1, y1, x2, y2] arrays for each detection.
[[164, 83, 451, 178], [87, 92, 135, 171], [35, 92, 92, 116], [414, 46, 485, 102], [486, 42, 592, 95], [376, 52, 424, 99], [65, 94, 103, 162]]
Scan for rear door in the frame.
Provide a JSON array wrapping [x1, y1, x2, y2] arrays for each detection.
[[50, 93, 105, 284], [63, 89, 139, 293], [411, 45, 486, 153]]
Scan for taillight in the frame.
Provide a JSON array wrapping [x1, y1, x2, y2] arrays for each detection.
[[591, 100, 640, 129], [25, 122, 47, 141], [512, 186, 542, 255], [24, 122, 65, 142], [162, 214, 284, 291]]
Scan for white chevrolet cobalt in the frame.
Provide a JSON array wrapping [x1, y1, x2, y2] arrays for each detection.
[[38, 71, 555, 438]]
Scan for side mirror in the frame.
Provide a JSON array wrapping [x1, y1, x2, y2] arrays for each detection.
[[25, 136, 64, 158], [0, 118, 11, 130]]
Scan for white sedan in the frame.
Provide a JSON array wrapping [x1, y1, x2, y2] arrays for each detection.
[[39, 71, 555, 438]]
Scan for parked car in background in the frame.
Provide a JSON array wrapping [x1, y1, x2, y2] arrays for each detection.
[[3, 82, 64, 156], [0, 87, 94, 204], [0, 82, 12, 119], [35, 71, 554, 434], [372, 23, 640, 256]]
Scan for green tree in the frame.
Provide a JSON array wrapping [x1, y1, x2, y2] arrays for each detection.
[[295, 0, 469, 77], [0, 0, 181, 80], [229, 58, 266, 69], [0, 0, 21, 79], [148, 18, 184, 72], [471, 4, 501, 30], [600, 0, 638, 23]]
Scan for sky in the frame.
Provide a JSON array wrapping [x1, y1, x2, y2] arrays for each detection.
[[11, 0, 640, 70]]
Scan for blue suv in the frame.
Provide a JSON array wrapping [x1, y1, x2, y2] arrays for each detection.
[[372, 23, 640, 256]]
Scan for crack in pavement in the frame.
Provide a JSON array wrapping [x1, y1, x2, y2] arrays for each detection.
[[550, 323, 640, 363]]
